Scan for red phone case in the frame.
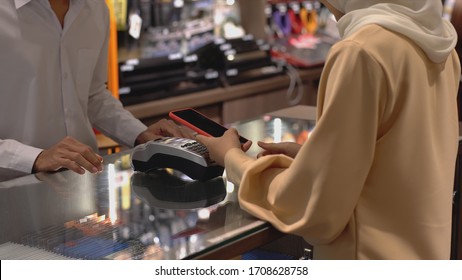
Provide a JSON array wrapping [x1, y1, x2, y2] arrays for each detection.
[[170, 108, 249, 144], [169, 108, 218, 137]]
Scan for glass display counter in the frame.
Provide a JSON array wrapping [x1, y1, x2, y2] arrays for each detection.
[[0, 111, 315, 260]]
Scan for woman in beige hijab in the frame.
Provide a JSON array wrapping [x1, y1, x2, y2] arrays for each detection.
[[197, 0, 460, 259]]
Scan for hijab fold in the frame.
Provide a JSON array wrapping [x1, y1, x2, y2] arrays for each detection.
[[325, 0, 457, 63]]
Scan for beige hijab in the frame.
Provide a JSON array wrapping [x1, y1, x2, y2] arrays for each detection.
[[325, 0, 457, 63]]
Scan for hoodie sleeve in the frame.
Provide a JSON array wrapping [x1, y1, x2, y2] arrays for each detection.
[[229, 41, 386, 245]]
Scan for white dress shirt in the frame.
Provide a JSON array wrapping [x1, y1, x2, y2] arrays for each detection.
[[0, 0, 147, 173]]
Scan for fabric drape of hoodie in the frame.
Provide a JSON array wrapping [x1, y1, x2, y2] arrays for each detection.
[[225, 0, 461, 259], [326, 0, 457, 63]]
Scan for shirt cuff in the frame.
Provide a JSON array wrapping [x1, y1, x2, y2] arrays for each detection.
[[13, 143, 43, 173], [119, 120, 147, 148]]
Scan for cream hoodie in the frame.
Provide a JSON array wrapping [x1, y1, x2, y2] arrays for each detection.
[[226, 24, 460, 259]]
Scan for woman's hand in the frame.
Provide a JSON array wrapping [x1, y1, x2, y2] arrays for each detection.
[[196, 128, 252, 166], [257, 141, 301, 159]]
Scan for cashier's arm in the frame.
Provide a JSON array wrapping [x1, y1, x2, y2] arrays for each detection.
[[33, 136, 103, 175]]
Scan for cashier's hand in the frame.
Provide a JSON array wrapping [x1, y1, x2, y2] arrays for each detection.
[[257, 141, 301, 159], [135, 119, 193, 145], [196, 128, 252, 166], [32, 136, 103, 175]]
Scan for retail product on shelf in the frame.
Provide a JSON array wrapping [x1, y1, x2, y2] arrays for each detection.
[[118, 53, 220, 106], [118, 35, 285, 105], [264, 0, 338, 68], [194, 35, 284, 86]]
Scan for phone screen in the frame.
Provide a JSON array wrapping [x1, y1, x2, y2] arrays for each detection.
[[169, 109, 248, 143]]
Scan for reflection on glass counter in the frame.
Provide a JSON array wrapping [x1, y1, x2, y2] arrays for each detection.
[[131, 170, 227, 210], [0, 116, 314, 260], [0, 157, 245, 260], [234, 115, 315, 157]]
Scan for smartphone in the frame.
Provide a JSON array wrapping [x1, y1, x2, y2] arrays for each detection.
[[169, 108, 249, 144]]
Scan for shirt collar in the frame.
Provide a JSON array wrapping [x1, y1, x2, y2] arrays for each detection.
[[14, 0, 32, 9]]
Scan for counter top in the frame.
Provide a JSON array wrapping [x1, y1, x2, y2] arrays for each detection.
[[0, 107, 316, 260]]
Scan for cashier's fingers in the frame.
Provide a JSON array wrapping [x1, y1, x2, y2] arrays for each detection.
[[70, 150, 103, 173], [33, 136, 103, 174], [148, 119, 192, 138]]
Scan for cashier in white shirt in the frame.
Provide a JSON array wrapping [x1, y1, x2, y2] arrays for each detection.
[[0, 0, 189, 175]]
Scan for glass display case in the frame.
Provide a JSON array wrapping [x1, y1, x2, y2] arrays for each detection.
[[0, 114, 315, 260]]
